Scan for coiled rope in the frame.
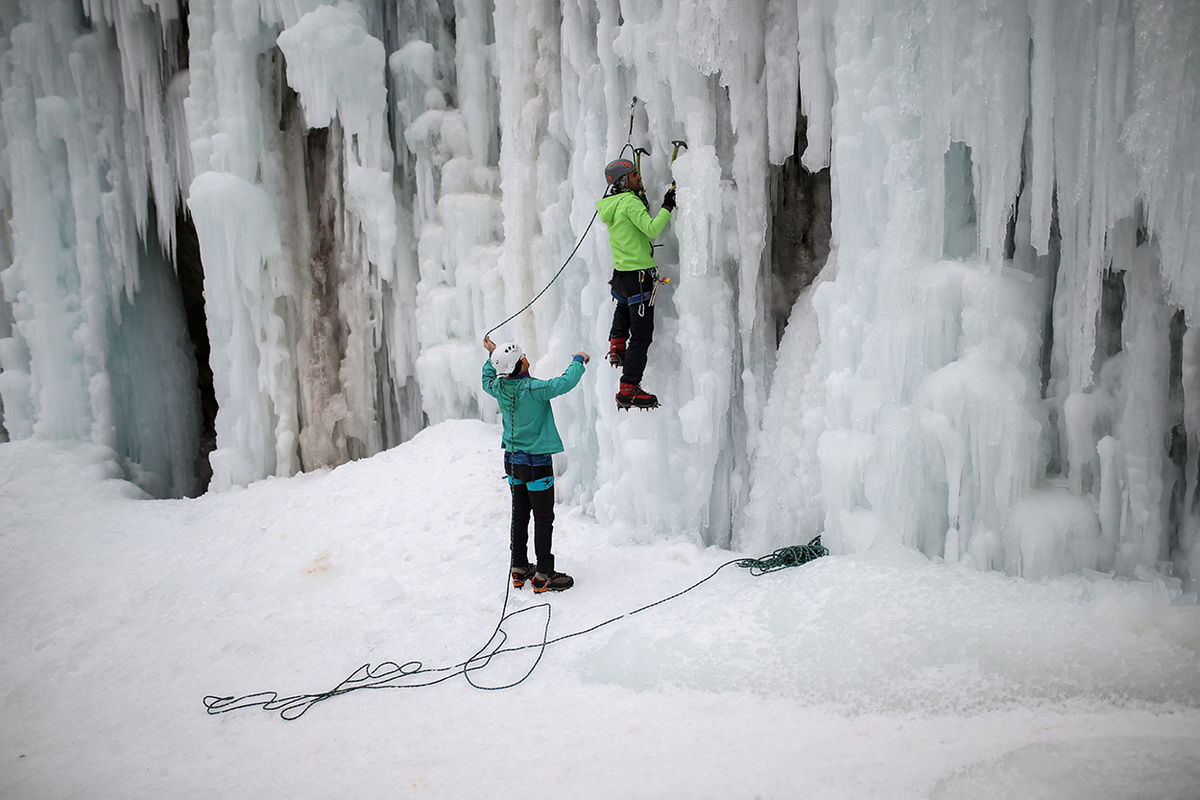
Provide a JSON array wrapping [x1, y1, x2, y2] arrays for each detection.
[[736, 539, 831, 575], [202, 536, 827, 721]]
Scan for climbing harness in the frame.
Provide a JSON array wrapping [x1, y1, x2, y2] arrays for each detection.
[[202, 536, 828, 721], [610, 268, 662, 319]]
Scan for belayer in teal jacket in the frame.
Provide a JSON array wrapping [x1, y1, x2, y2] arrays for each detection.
[[482, 335, 589, 593], [596, 158, 675, 410]]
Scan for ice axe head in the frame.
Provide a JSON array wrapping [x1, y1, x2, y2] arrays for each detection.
[[633, 146, 652, 172], [669, 140, 688, 189]]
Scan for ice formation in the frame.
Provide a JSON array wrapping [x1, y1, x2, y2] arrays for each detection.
[[0, 0, 1197, 589]]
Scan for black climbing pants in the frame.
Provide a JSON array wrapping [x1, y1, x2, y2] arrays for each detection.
[[609, 268, 656, 385], [511, 483, 555, 575]]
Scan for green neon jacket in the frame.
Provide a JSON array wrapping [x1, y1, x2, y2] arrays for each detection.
[[596, 191, 672, 272], [482, 357, 585, 454]]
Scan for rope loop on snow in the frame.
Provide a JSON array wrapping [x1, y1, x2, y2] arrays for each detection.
[[202, 538, 828, 722]]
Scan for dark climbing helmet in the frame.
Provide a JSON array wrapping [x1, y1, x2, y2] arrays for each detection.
[[605, 158, 636, 186]]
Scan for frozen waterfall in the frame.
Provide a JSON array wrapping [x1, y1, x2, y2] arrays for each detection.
[[0, 0, 1197, 590]]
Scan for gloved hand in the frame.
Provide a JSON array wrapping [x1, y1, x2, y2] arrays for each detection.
[[662, 186, 676, 212]]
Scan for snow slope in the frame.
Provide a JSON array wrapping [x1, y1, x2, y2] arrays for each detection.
[[2, 422, 1199, 799]]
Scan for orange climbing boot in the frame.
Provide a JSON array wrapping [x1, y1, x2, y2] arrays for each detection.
[[531, 571, 574, 593], [616, 382, 659, 410], [511, 564, 534, 589]]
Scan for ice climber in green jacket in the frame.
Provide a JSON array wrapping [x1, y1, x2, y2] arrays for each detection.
[[596, 157, 675, 410], [482, 335, 589, 593]]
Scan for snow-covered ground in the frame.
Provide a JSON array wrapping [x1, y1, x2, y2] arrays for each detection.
[[2, 420, 1198, 799]]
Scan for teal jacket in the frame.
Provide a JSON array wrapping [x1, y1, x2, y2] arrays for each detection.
[[596, 191, 672, 272], [482, 357, 585, 454]]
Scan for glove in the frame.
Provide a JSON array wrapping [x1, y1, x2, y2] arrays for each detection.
[[662, 186, 676, 212]]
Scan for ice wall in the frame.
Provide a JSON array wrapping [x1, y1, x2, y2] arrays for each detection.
[[742, 0, 1200, 590], [0, 0, 1197, 587], [184, 0, 421, 489], [552, 0, 782, 545], [0, 0, 200, 497]]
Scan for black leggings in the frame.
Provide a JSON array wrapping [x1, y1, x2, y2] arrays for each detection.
[[609, 268, 656, 385], [511, 483, 555, 575]]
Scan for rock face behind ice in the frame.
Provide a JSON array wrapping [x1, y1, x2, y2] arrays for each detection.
[[1, 0, 1198, 589]]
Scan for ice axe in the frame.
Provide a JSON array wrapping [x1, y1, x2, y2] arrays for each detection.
[[669, 139, 688, 188], [633, 145, 652, 174]]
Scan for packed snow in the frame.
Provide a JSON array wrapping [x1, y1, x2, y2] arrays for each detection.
[[2, 420, 1199, 798], [3, 1, 1200, 795]]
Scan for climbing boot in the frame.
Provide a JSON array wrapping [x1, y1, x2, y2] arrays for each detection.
[[531, 571, 574, 593], [607, 337, 626, 367], [616, 382, 659, 410], [511, 565, 534, 589]]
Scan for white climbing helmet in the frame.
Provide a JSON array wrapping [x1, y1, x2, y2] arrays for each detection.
[[491, 341, 524, 375]]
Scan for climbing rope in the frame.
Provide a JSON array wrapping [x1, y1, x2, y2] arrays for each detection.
[[483, 210, 598, 340], [483, 98, 646, 339], [202, 536, 827, 721], [736, 537, 830, 575]]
